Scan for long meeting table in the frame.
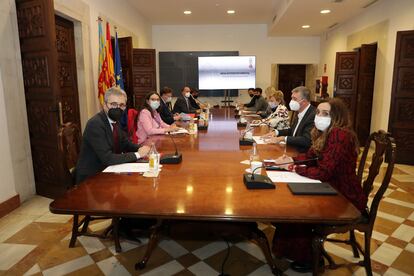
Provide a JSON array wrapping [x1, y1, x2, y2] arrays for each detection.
[[50, 107, 361, 275]]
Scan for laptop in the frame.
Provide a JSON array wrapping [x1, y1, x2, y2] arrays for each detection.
[[287, 182, 338, 195]]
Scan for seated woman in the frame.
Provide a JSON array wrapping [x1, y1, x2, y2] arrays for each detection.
[[136, 91, 178, 144], [272, 98, 368, 273], [253, 90, 290, 130]]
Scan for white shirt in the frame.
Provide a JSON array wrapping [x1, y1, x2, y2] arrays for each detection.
[[274, 103, 311, 142], [107, 115, 140, 159]]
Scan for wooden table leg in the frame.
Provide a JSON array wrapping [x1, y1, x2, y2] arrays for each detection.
[[250, 226, 282, 276], [69, 214, 79, 248], [312, 235, 324, 276], [135, 219, 163, 270], [112, 217, 122, 253]]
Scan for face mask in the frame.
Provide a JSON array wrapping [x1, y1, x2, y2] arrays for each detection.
[[193, 95, 198, 99], [289, 100, 301, 111], [269, 102, 278, 109], [314, 115, 331, 131], [149, 100, 160, 110], [185, 92, 190, 98], [249, 93, 254, 98], [107, 107, 123, 121], [165, 97, 172, 103]]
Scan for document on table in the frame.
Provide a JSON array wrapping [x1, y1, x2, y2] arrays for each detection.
[[167, 128, 189, 135], [266, 171, 321, 183], [103, 163, 150, 173], [253, 136, 268, 145]]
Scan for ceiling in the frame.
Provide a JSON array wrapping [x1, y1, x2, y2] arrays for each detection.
[[127, 0, 380, 36]]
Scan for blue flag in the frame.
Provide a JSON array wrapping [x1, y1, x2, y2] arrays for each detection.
[[114, 31, 124, 90]]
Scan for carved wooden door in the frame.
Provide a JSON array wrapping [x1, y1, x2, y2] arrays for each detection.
[[16, 0, 80, 197], [117, 37, 133, 108], [388, 30, 414, 165], [277, 64, 306, 108], [355, 44, 377, 145], [333, 51, 360, 124], [132, 49, 156, 109]]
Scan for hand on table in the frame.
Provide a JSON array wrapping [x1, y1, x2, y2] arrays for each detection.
[[138, 145, 150, 157]]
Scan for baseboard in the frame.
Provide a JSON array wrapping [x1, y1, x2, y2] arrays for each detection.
[[0, 194, 20, 219]]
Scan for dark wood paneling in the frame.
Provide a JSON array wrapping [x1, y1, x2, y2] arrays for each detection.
[[388, 30, 414, 164], [277, 64, 306, 107], [132, 48, 156, 108]]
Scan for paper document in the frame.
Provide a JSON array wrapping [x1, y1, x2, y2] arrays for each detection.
[[103, 163, 150, 173], [168, 128, 189, 135], [253, 136, 268, 145], [266, 171, 321, 183]]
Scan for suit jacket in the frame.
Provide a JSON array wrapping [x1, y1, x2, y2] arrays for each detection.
[[278, 104, 316, 152], [75, 111, 140, 183], [158, 99, 174, 125], [173, 95, 198, 114], [189, 95, 201, 109], [246, 96, 268, 113], [244, 96, 256, 107]]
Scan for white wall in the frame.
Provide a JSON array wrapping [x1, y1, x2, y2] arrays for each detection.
[[0, 0, 35, 202], [319, 0, 414, 133], [152, 24, 320, 104]]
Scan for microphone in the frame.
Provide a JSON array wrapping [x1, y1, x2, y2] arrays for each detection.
[[239, 125, 255, 146], [243, 165, 275, 189], [160, 132, 183, 164]]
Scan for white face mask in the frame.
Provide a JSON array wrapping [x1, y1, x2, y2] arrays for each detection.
[[269, 102, 278, 109], [289, 100, 301, 111], [314, 115, 331, 131], [149, 100, 160, 110], [165, 96, 172, 103], [184, 92, 191, 98]]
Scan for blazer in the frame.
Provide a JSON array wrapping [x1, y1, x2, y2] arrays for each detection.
[[136, 108, 170, 144], [278, 104, 316, 152], [244, 96, 256, 108], [158, 99, 174, 125], [189, 95, 201, 109], [75, 111, 139, 184], [245, 96, 269, 113], [173, 95, 198, 114]]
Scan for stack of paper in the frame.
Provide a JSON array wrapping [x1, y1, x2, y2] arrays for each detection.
[[168, 128, 189, 135], [103, 163, 150, 173], [266, 171, 321, 183], [253, 136, 268, 145]]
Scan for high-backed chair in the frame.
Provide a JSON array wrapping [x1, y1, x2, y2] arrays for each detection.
[[57, 122, 122, 252], [312, 130, 396, 276]]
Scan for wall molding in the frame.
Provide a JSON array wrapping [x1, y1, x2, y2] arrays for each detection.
[[0, 194, 20, 218]]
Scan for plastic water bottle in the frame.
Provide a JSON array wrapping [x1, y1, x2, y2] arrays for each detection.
[[148, 142, 159, 174], [250, 142, 260, 163]]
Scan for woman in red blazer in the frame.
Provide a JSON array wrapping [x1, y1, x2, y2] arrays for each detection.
[[272, 98, 368, 273]]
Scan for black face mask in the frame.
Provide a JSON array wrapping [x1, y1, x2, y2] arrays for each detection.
[[107, 107, 123, 121], [193, 95, 198, 99], [249, 93, 254, 98]]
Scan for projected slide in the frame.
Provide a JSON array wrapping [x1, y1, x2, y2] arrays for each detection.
[[198, 56, 256, 89]]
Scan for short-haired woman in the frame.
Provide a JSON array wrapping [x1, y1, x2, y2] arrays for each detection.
[[254, 90, 290, 130], [136, 91, 178, 144], [272, 98, 368, 272]]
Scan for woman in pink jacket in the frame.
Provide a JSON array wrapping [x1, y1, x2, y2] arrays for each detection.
[[136, 91, 177, 144]]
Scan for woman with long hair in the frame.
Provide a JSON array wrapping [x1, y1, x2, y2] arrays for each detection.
[[136, 91, 178, 144], [272, 98, 368, 273]]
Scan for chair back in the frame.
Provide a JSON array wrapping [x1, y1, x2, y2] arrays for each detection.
[[58, 122, 81, 185], [357, 130, 396, 227], [127, 108, 139, 144]]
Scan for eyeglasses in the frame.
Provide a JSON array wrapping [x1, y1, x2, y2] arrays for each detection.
[[106, 102, 127, 109]]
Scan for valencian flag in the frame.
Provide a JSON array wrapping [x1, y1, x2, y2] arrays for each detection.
[[114, 30, 124, 90], [97, 20, 115, 105]]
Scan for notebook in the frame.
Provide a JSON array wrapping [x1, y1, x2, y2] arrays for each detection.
[[287, 182, 338, 195]]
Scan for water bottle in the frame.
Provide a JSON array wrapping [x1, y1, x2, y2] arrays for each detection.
[[250, 142, 260, 163], [148, 142, 159, 173]]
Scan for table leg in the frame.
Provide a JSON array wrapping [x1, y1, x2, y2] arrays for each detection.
[[135, 219, 163, 270], [112, 217, 122, 253], [312, 235, 324, 276], [69, 214, 79, 248], [250, 226, 282, 276]]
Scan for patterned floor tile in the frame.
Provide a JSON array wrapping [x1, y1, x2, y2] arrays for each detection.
[[187, 261, 218, 275], [42, 255, 94, 276], [0, 243, 36, 270], [390, 250, 414, 275]]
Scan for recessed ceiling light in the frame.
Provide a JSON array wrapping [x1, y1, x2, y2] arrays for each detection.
[[227, 10, 235, 14], [302, 25, 310, 29], [184, 10, 192, 15], [320, 9, 331, 14]]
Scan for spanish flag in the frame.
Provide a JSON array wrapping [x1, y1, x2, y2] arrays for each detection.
[[98, 20, 115, 105]]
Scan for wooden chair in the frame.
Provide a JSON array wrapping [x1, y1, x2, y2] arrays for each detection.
[[57, 122, 122, 252], [312, 130, 396, 276]]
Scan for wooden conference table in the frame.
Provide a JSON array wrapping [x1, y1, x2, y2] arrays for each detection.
[[50, 107, 360, 275]]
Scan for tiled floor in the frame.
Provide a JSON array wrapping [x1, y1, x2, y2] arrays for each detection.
[[0, 161, 413, 275]]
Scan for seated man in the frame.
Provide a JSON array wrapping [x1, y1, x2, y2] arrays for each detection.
[[267, 86, 316, 152], [190, 88, 208, 110], [159, 86, 180, 125], [172, 86, 200, 114], [244, 87, 268, 114], [75, 87, 150, 183], [238, 87, 255, 109]]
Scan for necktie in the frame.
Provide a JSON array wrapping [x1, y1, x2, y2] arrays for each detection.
[[112, 122, 121, 154]]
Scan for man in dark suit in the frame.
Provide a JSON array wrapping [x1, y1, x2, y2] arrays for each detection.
[[271, 86, 316, 152], [242, 88, 256, 108], [159, 86, 180, 124], [75, 87, 150, 183], [172, 86, 200, 114]]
